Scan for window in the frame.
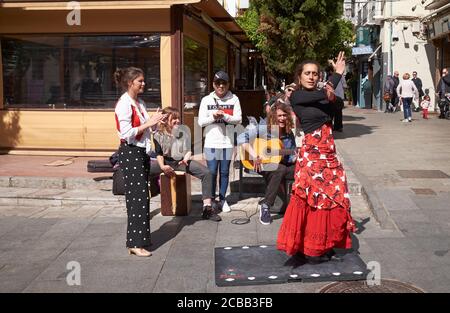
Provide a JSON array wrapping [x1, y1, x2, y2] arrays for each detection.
[[183, 36, 208, 109], [213, 48, 227, 75], [2, 34, 161, 109]]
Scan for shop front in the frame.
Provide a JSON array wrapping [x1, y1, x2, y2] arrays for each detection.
[[424, 2, 450, 88], [0, 0, 257, 155]]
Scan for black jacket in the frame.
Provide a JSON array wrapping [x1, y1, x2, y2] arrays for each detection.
[[291, 73, 342, 135], [412, 77, 424, 97], [438, 74, 450, 98]]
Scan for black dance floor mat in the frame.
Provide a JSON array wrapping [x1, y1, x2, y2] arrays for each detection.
[[215, 245, 369, 287]]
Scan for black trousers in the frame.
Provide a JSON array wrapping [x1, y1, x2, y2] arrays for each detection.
[[260, 163, 295, 207], [119, 144, 151, 249], [333, 109, 343, 130]]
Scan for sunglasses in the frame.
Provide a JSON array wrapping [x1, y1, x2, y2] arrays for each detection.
[[214, 80, 228, 86], [287, 88, 294, 92]]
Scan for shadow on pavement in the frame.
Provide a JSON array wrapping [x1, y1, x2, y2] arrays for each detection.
[[354, 217, 370, 235], [150, 208, 202, 251], [342, 115, 366, 122], [350, 233, 360, 254], [333, 123, 377, 139]]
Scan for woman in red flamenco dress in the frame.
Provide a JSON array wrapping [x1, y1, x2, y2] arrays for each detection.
[[277, 52, 356, 263]]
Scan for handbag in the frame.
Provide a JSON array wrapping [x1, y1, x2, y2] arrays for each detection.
[[112, 168, 125, 195]]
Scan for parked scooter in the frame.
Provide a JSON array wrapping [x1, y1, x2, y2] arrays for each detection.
[[438, 93, 450, 119]]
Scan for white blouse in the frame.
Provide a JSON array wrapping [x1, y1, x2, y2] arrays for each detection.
[[115, 92, 151, 154]]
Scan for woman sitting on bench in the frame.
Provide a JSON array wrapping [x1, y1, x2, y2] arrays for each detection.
[[237, 101, 297, 225], [152, 107, 221, 222]]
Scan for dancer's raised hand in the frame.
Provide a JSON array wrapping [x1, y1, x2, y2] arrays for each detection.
[[330, 51, 346, 75]]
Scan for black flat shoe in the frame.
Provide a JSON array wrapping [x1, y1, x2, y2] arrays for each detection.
[[305, 250, 335, 264]]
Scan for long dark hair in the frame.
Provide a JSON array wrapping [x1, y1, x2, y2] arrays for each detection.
[[294, 60, 321, 89], [113, 67, 144, 92]]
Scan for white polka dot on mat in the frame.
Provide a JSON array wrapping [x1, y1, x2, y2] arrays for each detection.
[[332, 272, 341, 276]]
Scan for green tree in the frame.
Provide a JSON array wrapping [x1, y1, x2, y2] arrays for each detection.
[[237, 0, 353, 88]]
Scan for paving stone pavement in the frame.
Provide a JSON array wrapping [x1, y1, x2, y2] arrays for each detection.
[[1, 106, 449, 293]]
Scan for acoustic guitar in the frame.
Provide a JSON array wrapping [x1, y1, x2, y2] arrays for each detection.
[[240, 137, 296, 171]]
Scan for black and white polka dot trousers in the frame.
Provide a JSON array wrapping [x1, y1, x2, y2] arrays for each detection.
[[118, 144, 151, 249]]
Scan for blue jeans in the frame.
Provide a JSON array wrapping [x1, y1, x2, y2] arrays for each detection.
[[204, 148, 232, 201], [402, 97, 412, 119]]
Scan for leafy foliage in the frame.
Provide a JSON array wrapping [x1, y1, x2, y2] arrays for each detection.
[[237, 0, 354, 88]]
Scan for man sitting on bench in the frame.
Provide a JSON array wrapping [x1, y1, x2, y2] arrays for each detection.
[[237, 101, 297, 225], [151, 107, 221, 222]]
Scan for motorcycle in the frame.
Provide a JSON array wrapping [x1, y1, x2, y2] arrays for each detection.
[[438, 93, 450, 119]]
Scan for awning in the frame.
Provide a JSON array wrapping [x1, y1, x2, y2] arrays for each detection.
[[368, 44, 382, 61], [0, 1, 202, 10], [425, 0, 450, 10], [352, 46, 373, 56], [192, 0, 253, 49]]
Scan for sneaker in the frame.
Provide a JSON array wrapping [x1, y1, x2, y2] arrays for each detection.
[[221, 200, 231, 213], [408, 118, 412, 122], [259, 202, 272, 225], [202, 205, 221, 222], [402, 119, 409, 123]]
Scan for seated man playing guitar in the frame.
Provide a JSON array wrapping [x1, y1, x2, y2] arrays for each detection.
[[237, 101, 297, 225]]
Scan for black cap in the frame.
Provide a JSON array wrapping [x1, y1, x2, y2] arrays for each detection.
[[213, 71, 229, 83]]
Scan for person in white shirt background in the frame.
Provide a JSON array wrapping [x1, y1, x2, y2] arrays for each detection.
[[198, 71, 242, 213], [114, 67, 166, 257], [396, 72, 419, 123]]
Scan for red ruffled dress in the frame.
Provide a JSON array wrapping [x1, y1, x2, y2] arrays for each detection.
[[277, 122, 356, 257]]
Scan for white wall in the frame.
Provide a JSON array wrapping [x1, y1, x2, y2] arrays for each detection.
[[380, 0, 437, 110]]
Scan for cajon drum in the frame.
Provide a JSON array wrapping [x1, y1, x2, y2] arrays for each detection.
[[160, 171, 192, 216]]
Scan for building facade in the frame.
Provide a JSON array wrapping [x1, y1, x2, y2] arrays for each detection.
[[352, 0, 437, 111], [0, 0, 261, 155], [422, 0, 450, 90]]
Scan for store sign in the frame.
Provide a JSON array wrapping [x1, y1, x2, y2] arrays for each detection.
[[352, 46, 373, 55]]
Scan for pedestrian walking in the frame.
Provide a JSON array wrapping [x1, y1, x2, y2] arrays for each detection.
[[420, 95, 431, 119], [198, 71, 242, 213], [383, 75, 395, 113], [114, 67, 166, 257], [392, 71, 400, 112], [396, 72, 419, 123], [332, 74, 345, 132], [277, 52, 356, 264], [412, 71, 424, 112], [438, 68, 450, 119]]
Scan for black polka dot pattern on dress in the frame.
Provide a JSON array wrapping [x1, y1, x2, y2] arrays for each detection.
[[119, 144, 151, 249]]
